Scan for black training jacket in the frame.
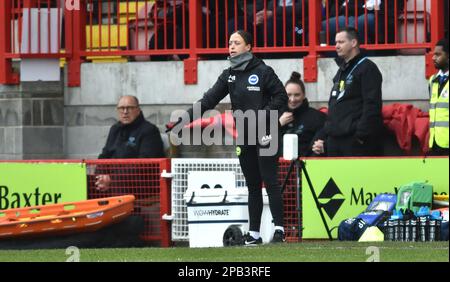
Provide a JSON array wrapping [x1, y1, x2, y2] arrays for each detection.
[[324, 52, 383, 139], [99, 112, 165, 159], [187, 55, 288, 139]]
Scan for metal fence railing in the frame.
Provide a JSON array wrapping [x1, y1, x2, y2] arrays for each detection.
[[85, 158, 172, 246], [0, 0, 446, 86]]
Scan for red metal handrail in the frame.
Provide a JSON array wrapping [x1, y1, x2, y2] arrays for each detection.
[[0, 0, 445, 86]]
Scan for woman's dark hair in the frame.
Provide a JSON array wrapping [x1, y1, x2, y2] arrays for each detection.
[[232, 30, 253, 47], [285, 71, 305, 94]]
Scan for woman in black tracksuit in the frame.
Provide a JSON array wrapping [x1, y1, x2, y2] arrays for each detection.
[[170, 30, 288, 244]]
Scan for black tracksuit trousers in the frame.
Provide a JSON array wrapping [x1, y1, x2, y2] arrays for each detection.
[[237, 145, 284, 232]]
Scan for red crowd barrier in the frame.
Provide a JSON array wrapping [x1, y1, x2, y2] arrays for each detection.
[[1, 158, 302, 244], [279, 158, 302, 242], [0, 1, 446, 85], [85, 158, 172, 247], [0, 158, 172, 247]]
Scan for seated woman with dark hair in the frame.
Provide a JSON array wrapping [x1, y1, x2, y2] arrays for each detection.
[[279, 71, 326, 157]]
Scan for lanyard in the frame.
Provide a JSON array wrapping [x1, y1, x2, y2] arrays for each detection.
[[345, 57, 368, 81], [334, 57, 368, 100]]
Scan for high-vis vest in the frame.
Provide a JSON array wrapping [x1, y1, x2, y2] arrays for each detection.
[[429, 75, 449, 149]]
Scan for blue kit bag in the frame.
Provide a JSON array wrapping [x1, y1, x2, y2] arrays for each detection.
[[338, 193, 397, 241]]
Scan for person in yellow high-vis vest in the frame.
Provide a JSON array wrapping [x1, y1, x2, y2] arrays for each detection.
[[428, 39, 449, 156]]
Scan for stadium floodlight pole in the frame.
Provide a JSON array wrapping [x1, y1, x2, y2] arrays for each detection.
[[281, 135, 333, 241]]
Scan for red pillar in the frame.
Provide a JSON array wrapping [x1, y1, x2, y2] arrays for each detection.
[[67, 0, 86, 87], [159, 158, 172, 247], [303, 0, 321, 82], [184, 0, 202, 85], [0, 0, 19, 84]]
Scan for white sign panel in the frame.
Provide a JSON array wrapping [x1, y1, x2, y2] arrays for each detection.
[[20, 58, 60, 81]]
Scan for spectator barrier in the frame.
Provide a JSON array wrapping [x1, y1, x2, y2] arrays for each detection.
[[0, 0, 446, 86], [0, 157, 301, 245], [0, 158, 172, 247], [169, 158, 301, 243], [1, 156, 448, 242]]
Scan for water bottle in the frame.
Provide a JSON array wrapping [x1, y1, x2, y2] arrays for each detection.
[[382, 221, 388, 241], [398, 220, 405, 241], [410, 219, 418, 242], [393, 219, 400, 241], [386, 220, 395, 241], [430, 210, 443, 241], [435, 219, 442, 241], [428, 219, 436, 241], [404, 219, 411, 241], [419, 216, 428, 242]]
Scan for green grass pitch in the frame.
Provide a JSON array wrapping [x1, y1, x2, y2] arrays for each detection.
[[0, 241, 448, 262]]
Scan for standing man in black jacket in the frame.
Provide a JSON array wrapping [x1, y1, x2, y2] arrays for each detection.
[[167, 30, 288, 244], [312, 27, 383, 157], [95, 95, 165, 190]]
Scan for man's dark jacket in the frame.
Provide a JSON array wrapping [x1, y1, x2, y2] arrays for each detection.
[[99, 112, 165, 159], [324, 52, 383, 140]]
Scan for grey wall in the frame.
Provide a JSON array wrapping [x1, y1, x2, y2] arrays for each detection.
[[63, 55, 429, 159], [0, 82, 64, 159], [0, 55, 430, 160], [66, 55, 429, 105]]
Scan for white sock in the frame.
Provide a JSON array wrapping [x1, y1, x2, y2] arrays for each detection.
[[275, 226, 284, 233], [249, 231, 260, 239]]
